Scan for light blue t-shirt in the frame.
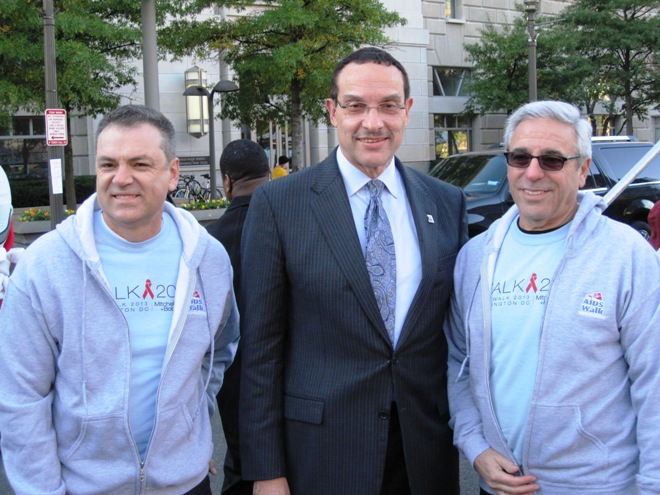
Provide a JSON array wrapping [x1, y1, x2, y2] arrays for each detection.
[[490, 219, 569, 466], [95, 211, 183, 458]]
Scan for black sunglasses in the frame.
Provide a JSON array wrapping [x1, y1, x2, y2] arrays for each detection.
[[504, 151, 581, 171]]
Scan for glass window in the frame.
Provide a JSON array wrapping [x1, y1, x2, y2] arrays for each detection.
[[433, 67, 471, 97], [589, 114, 620, 137], [445, 0, 460, 19], [0, 116, 49, 177], [434, 114, 472, 159], [0, 138, 48, 177]]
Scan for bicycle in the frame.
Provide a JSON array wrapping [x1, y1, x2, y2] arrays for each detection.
[[200, 173, 226, 200], [173, 174, 204, 202]]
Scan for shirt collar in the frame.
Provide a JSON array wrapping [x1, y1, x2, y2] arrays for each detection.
[[336, 147, 400, 199]]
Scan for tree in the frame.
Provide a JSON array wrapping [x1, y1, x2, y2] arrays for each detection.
[[160, 0, 405, 168], [462, 8, 601, 116], [557, 0, 660, 135], [0, 0, 145, 208], [462, 17, 531, 116], [0, 0, 203, 207], [463, 1, 660, 136]]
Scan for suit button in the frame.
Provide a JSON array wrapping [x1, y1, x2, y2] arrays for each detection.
[[378, 410, 389, 420]]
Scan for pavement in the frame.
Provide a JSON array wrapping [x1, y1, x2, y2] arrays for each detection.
[[1, 413, 480, 493]]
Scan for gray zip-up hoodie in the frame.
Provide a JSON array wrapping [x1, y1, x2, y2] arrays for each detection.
[[445, 191, 660, 494], [0, 194, 239, 495]]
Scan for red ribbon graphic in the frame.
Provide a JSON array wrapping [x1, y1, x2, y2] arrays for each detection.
[[143, 279, 154, 299], [525, 273, 538, 293]]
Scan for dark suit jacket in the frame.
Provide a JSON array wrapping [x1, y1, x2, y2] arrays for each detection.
[[239, 151, 468, 494], [206, 195, 254, 495]]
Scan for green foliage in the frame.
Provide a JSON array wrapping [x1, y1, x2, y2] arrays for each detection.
[[0, 0, 149, 125], [463, 0, 660, 134], [463, 18, 530, 115], [556, 0, 660, 133], [159, 0, 406, 128]]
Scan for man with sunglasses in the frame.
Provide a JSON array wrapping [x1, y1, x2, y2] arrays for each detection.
[[445, 100, 660, 495]]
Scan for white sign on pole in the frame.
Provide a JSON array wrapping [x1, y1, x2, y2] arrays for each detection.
[[49, 158, 63, 194], [45, 109, 68, 146]]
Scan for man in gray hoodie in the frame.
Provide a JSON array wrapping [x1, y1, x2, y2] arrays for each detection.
[[0, 105, 239, 495], [446, 100, 660, 495]]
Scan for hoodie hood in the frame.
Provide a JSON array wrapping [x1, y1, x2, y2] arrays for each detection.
[[57, 193, 209, 273]]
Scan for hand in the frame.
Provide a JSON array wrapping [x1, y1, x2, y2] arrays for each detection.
[[253, 477, 290, 495], [1, 246, 24, 306], [208, 458, 217, 476], [474, 448, 540, 495]]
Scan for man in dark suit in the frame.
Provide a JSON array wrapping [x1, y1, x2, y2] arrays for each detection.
[[239, 47, 468, 495], [206, 139, 271, 495]]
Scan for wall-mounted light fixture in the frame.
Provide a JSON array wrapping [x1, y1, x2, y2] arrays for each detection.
[[183, 76, 239, 199], [184, 66, 209, 137]]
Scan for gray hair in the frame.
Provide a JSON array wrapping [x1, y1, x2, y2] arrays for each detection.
[[503, 101, 592, 161], [96, 105, 177, 162]]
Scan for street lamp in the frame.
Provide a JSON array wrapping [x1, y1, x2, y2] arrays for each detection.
[[183, 79, 239, 199], [524, 0, 539, 102]]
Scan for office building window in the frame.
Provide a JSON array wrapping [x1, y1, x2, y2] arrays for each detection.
[[433, 67, 471, 97], [590, 114, 620, 136], [445, 0, 460, 19], [434, 114, 471, 159], [0, 116, 48, 178]]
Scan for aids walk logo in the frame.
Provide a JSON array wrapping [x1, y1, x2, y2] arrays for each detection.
[[113, 278, 176, 313], [491, 272, 550, 307], [578, 292, 606, 319], [189, 290, 207, 316]]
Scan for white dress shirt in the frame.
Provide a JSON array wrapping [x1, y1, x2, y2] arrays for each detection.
[[336, 148, 422, 348]]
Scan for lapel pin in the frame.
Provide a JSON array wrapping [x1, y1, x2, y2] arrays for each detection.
[[427, 214, 435, 224]]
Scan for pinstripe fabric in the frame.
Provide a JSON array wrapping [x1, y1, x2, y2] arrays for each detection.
[[239, 150, 468, 494]]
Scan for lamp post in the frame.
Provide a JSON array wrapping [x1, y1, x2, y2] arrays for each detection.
[[183, 80, 239, 199], [524, 0, 539, 102]]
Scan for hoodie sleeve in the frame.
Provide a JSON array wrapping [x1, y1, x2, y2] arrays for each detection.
[[205, 288, 240, 411], [618, 250, 660, 493], [0, 264, 66, 495], [444, 246, 492, 467]]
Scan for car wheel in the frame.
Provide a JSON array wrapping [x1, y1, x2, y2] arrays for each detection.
[[630, 220, 651, 241]]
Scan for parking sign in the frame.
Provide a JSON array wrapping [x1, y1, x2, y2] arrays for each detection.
[[45, 109, 68, 146]]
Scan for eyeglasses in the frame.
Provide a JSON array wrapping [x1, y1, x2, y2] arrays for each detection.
[[504, 151, 581, 171], [335, 100, 406, 117]]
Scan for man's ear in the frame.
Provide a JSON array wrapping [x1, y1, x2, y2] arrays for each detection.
[[223, 174, 233, 200]]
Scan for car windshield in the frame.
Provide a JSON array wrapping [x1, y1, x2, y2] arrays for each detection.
[[429, 154, 507, 196], [596, 145, 660, 183]]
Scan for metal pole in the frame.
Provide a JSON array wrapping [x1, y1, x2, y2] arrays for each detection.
[[603, 140, 660, 206], [525, 0, 538, 102], [42, 0, 65, 227], [141, 0, 160, 110], [207, 94, 217, 199]]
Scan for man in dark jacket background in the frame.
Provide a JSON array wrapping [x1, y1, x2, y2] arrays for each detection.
[[206, 139, 271, 495]]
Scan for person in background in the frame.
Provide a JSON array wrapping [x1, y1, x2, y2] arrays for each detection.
[[271, 155, 290, 179], [206, 139, 271, 495], [649, 200, 660, 251], [239, 47, 467, 495], [0, 104, 239, 495], [0, 166, 22, 309], [446, 100, 660, 495]]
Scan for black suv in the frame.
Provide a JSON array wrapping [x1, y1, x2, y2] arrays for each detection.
[[429, 139, 660, 238]]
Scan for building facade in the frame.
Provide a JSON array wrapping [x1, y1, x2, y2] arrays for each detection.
[[3, 0, 659, 181]]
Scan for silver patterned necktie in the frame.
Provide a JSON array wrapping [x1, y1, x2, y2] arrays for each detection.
[[364, 179, 396, 345]]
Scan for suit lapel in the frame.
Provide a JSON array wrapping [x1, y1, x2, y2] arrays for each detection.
[[396, 162, 442, 348], [310, 153, 391, 342]]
